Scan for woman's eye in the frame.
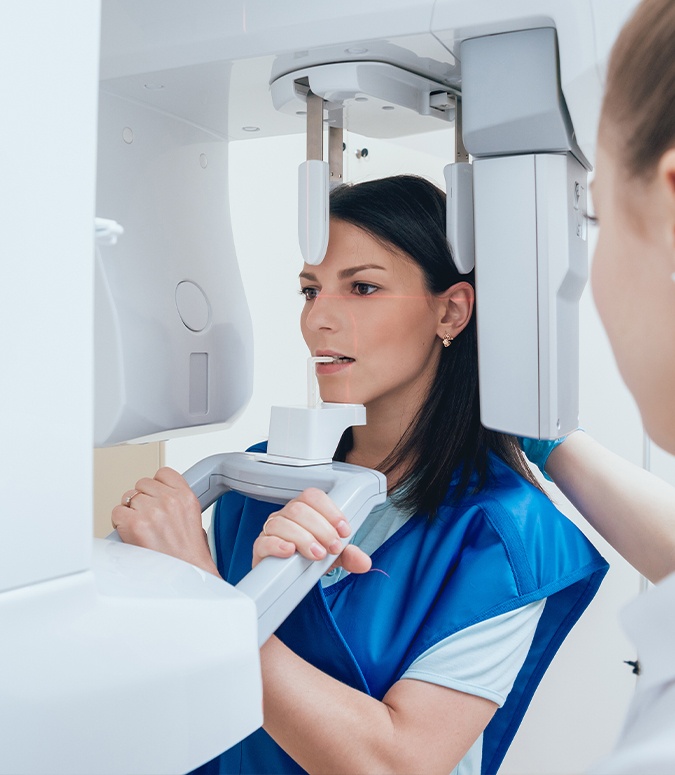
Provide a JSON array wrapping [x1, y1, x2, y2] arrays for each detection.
[[299, 287, 319, 301], [352, 282, 378, 296], [583, 211, 599, 226]]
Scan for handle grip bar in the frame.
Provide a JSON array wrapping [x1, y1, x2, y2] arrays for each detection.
[[109, 452, 386, 645]]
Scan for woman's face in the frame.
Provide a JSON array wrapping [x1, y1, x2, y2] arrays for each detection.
[[591, 139, 675, 451], [299, 219, 465, 418]]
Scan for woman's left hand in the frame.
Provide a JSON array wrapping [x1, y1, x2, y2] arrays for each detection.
[[112, 467, 220, 576], [253, 487, 372, 575]]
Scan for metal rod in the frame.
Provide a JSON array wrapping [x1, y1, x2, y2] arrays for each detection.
[[455, 97, 469, 162], [306, 90, 324, 161], [328, 124, 343, 186]]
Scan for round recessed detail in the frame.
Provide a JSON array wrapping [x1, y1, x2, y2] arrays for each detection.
[[122, 127, 134, 144], [175, 281, 211, 332], [382, 105, 395, 111], [242, 126, 260, 132], [199, 153, 208, 169], [346, 47, 368, 55], [143, 83, 165, 90]]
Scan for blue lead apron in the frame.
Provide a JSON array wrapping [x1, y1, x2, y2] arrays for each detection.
[[194, 447, 608, 775]]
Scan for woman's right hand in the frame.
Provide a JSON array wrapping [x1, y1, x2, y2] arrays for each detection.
[[252, 487, 372, 575]]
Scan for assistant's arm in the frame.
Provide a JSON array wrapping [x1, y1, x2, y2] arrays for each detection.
[[545, 432, 675, 583]]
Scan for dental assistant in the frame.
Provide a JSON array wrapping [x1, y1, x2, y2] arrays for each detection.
[[114, 176, 606, 775], [521, 1, 675, 771]]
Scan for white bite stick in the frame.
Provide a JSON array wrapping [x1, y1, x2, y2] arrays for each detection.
[[307, 356, 336, 408]]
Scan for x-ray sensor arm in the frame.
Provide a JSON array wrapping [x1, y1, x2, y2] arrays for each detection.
[[462, 28, 590, 439], [278, 27, 588, 438]]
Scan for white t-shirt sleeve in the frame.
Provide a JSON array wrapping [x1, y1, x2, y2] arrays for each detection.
[[402, 598, 546, 707]]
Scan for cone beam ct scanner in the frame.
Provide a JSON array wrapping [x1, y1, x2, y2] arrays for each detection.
[[0, 1, 638, 772]]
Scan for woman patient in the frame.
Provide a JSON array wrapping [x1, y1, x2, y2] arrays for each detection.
[[113, 175, 607, 775]]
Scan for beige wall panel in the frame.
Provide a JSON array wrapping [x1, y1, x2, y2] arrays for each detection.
[[93, 443, 164, 538]]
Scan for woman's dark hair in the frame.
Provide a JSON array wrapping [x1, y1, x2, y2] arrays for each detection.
[[330, 175, 540, 516]]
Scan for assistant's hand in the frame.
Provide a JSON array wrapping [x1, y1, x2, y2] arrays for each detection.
[[518, 434, 574, 481], [112, 467, 220, 576], [252, 487, 372, 576]]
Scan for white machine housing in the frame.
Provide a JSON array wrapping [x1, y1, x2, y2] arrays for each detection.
[[95, 94, 253, 446], [461, 27, 590, 436], [0, 1, 639, 773]]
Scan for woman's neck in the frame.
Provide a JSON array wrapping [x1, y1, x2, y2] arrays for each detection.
[[345, 394, 421, 485]]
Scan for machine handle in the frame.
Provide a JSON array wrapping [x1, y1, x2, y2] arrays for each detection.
[[184, 452, 386, 645], [109, 452, 386, 645]]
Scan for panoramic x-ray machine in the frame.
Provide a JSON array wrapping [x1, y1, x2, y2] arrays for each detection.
[[0, 1, 635, 772]]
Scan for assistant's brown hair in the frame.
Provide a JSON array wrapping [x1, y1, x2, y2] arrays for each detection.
[[601, 0, 675, 178]]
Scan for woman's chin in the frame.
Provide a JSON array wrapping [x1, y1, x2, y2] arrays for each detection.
[[319, 391, 362, 405]]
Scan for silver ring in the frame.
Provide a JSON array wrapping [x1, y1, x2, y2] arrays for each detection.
[[262, 516, 276, 537], [124, 489, 140, 507]]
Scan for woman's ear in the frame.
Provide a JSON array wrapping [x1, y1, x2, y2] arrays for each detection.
[[436, 281, 475, 339]]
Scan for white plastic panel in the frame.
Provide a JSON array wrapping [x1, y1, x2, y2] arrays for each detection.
[[271, 61, 456, 129], [535, 153, 588, 436], [0, 540, 262, 775], [99, 0, 438, 81], [474, 155, 540, 437], [95, 92, 253, 445], [298, 160, 330, 265], [474, 153, 587, 438], [267, 403, 367, 462], [431, 0, 601, 167], [461, 28, 581, 162], [0, 0, 99, 594], [444, 162, 474, 273]]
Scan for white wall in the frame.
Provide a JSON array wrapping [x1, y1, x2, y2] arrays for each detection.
[[165, 129, 673, 773]]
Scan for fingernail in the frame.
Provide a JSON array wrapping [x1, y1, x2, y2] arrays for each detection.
[[337, 520, 351, 537], [328, 539, 343, 555], [310, 542, 326, 559]]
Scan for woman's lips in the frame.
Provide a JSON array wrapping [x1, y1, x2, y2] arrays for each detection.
[[315, 354, 355, 375]]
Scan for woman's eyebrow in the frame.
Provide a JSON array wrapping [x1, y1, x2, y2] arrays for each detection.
[[298, 264, 387, 282], [338, 264, 387, 279]]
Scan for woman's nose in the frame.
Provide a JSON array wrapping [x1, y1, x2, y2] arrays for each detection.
[[303, 292, 343, 332]]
